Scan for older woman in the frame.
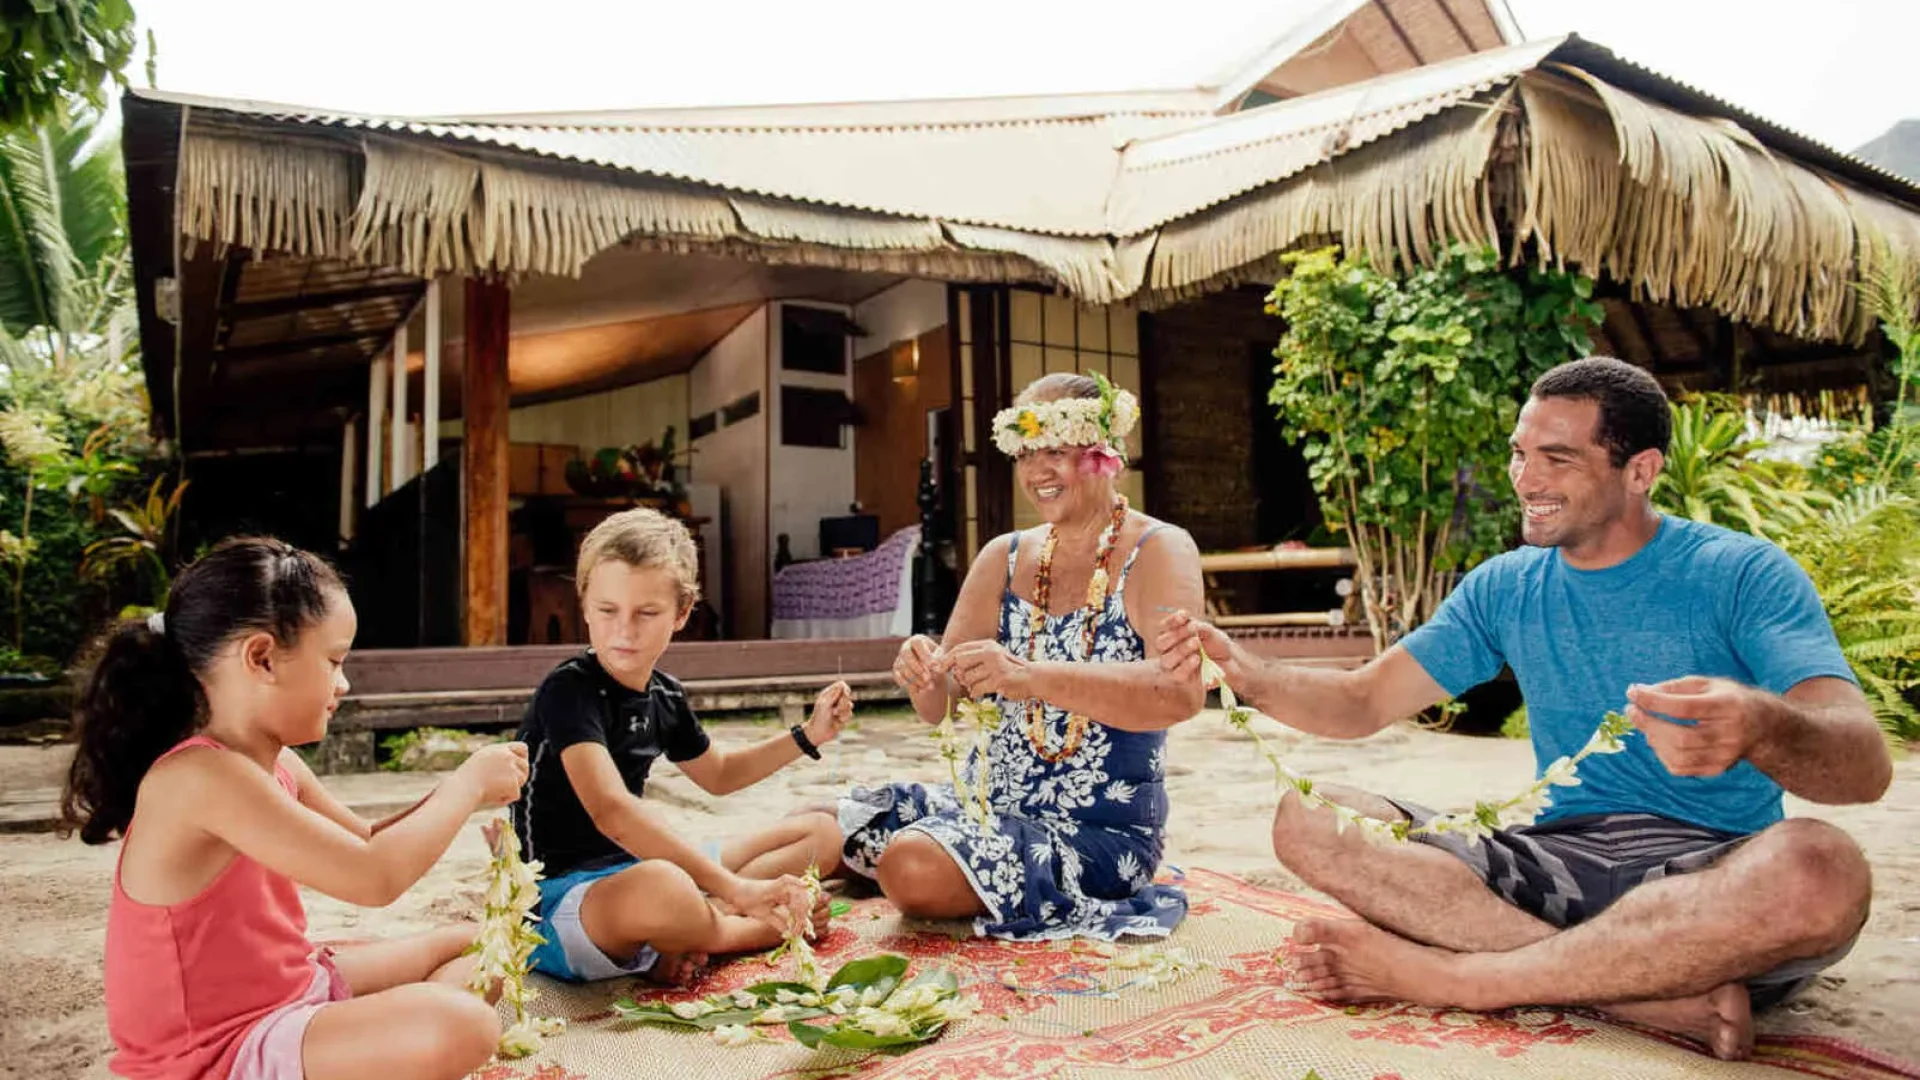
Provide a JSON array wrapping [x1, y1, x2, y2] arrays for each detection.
[[835, 372, 1205, 941]]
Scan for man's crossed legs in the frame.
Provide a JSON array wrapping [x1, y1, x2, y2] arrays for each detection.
[[1273, 784, 1870, 1060]]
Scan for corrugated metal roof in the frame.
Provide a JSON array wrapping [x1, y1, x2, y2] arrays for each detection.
[[130, 32, 1920, 245], [1108, 37, 1562, 234]]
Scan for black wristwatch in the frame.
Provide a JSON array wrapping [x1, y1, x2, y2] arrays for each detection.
[[790, 724, 822, 760]]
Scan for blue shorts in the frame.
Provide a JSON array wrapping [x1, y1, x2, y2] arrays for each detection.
[[528, 843, 722, 983]]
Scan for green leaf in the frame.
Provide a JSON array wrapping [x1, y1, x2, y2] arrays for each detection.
[[787, 1018, 947, 1051], [826, 953, 910, 992], [829, 899, 852, 919]]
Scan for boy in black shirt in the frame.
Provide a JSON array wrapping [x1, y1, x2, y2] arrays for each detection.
[[513, 508, 852, 984]]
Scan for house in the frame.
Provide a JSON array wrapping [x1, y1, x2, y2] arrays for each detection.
[[121, 0, 1920, 672]]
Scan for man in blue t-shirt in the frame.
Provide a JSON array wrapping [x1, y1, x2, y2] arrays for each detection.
[[1158, 357, 1890, 1061]]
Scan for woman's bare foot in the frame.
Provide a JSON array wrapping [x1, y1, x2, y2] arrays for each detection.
[[1289, 918, 1467, 1007], [1602, 985, 1755, 1061]]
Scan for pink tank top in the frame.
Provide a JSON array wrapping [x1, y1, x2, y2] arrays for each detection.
[[105, 736, 320, 1080]]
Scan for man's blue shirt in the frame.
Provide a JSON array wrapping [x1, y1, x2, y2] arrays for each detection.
[[1401, 515, 1855, 835]]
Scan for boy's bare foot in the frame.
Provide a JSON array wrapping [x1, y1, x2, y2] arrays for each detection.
[[643, 951, 709, 987], [1602, 985, 1755, 1061]]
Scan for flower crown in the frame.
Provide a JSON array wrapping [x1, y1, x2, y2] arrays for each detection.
[[991, 373, 1141, 460]]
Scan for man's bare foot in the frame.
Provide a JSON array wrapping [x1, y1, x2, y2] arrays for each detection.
[[1602, 985, 1754, 1061], [1290, 918, 1468, 1008], [642, 951, 709, 987]]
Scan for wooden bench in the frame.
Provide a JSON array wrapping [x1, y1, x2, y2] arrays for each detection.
[[315, 638, 910, 772]]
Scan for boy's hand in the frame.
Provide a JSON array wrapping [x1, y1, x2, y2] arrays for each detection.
[[724, 873, 812, 935], [804, 681, 854, 749], [452, 741, 529, 808]]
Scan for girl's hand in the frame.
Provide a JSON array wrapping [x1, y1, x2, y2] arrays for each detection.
[[804, 681, 853, 748], [939, 640, 1032, 699], [892, 634, 942, 694], [453, 741, 530, 808]]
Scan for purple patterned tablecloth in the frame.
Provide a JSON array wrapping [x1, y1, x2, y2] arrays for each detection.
[[773, 526, 919, 622]]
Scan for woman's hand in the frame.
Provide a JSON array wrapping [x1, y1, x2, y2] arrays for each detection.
[[892, 634, 943, 694], [939, 640, 1033, 700]]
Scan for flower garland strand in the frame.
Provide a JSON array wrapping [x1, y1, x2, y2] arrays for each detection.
[[1020, 494, 1128, 764], [467, 819, 566, 1058], [1198, 649, 1636, 844], [762, 863, 829, 990]]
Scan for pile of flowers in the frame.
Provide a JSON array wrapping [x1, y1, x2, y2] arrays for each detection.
[[613, 954, 976, 1051], [1199, 649, 1636, 844], [466, 819, 566, 1058]]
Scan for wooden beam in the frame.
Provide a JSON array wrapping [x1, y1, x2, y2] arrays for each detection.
[[463, 278, 511, 646], [223, 280, 421, 320], [219, 329, 387, 363], [1434, 0, 1478, 51], [1199, 547, 1357, 573], [1373, 0, 1426, 65], [1625, 302, 1670, 370]]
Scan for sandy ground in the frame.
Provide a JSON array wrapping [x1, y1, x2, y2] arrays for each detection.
[[2, 712, 1917, 1079]]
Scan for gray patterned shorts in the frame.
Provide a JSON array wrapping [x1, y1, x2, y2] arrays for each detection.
[[1389, 803, 1856, 1011]]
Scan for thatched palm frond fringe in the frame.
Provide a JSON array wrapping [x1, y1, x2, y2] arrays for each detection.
[[1145, 86, 1511, 302], [730, 197, 945, 252], [1520, 68, 1920, 343], [177, 131, 352, 264], [347, 139, 478, 279], [619, 232, 1058, 289], [943, 222, 1139, 305]]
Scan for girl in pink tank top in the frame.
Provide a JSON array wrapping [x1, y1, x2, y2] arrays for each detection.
[[60, 537, 530, 1080]]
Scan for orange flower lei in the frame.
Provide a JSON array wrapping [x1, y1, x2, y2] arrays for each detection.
[[1022, 496, 1129, 763]]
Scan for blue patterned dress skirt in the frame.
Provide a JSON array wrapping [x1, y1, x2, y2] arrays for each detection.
[[838, 529, 1189, 941]]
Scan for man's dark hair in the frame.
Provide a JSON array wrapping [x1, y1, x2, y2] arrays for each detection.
[[1529, 356, 1672, 467]]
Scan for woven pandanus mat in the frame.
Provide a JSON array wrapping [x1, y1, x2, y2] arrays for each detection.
[[472, 868, 1920, 1080]]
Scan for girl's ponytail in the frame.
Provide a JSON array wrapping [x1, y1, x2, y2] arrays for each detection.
[[60, 616, 205, 843], [58, 535, 343, 844]]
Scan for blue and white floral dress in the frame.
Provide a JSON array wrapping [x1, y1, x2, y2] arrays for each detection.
[[838, 525, 1188, 941]]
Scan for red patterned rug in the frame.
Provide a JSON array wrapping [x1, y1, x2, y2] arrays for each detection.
[[473, 868, 1920, 1080]]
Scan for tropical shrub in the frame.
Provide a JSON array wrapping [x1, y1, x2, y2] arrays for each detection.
[[1266, 244, 1604, 648]]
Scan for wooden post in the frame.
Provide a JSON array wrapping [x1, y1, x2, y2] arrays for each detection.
[[389, 321, 410, 487], [463, 277, 511, 646], [338, 417, 358, 543], [365, 353, 389, 508], [424, 278, 442, 469]]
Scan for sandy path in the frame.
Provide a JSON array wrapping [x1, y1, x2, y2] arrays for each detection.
[[2, 713, 1916, 1078]]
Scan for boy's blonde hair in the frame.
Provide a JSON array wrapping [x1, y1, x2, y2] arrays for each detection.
[[575, 508, 701, 609]]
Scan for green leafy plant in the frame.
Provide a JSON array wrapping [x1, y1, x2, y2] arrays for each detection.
[[1266, 244, 1603, 647], [78, 472, 183, 608], [1653, 398, 1828, 540], [0, 0, 140, 129]]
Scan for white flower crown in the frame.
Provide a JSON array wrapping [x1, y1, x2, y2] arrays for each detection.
[[991, 377, 1140, 458]]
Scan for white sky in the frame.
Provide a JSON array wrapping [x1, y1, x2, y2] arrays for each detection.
[[126, 0, 1916, 152]]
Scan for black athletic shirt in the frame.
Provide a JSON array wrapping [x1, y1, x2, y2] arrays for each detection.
[[508, 651, 711, 878]]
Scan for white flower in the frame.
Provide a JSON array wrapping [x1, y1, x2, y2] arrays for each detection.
[[851, 1007, 912, 1038], [711, 1023, 756, 1047], [755, 1006, 791, 1023], [731, 990, 759, 1009], [497, 1020, 545, 1058], [774, 989, 800, 1004], [1542, 755, 1582, 788], [860, 985, 889, 1007], [1499, 786, 1552, 826]]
